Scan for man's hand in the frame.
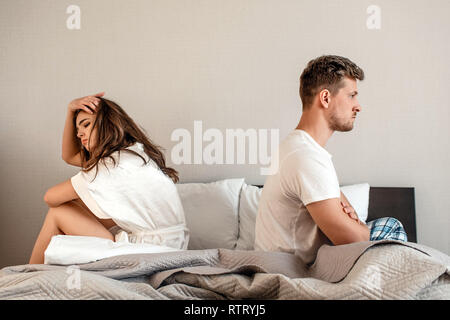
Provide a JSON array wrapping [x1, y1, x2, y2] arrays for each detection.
[[340, 201, 361, 224]]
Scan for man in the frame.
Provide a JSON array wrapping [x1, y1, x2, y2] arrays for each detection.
[[254, 55, 407, 265]]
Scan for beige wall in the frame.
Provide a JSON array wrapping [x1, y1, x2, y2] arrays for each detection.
[[0, 0, 449, 267]]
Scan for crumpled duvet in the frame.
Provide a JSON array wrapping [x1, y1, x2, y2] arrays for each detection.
[[1, 240, 449, 300]]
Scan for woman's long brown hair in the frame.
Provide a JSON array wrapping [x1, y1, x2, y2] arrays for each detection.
[[73, 97, 179, 183]]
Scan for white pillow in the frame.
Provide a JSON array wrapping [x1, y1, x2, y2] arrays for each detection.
[[340, 183, 370, 223], [176, 178, 244, 250], [236, 184, 262, 250]]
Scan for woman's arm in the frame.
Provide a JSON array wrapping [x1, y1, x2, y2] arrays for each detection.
[[62, 92, 104, 162], [44, 179, 79, 208], [61, 108, 80, 161]]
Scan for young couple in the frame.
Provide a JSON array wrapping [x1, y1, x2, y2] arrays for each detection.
[[29, 55, 407, 265]]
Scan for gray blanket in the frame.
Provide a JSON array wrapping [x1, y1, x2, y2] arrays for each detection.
[[0, 240, 449, 299]]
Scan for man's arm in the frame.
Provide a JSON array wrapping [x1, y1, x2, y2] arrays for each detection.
[[44, 179, 79, 208], [306, 197, 370, 245], [339, 191, 361, 223], [340, 191, 351, 207]]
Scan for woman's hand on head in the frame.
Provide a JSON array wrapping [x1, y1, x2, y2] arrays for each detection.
[[68, 92, 105, 114]]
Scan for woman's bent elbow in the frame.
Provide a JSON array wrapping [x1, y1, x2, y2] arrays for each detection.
[[43, 192, 50, 205], [44, 191, 56, 207]]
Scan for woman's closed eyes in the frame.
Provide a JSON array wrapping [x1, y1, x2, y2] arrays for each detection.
[[76, 123, 90, 134]]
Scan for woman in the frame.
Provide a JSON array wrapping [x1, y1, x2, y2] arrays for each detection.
[[29, 92, 189, 264]]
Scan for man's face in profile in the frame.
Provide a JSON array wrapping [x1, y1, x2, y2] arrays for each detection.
[[327, 77, 362, 132]]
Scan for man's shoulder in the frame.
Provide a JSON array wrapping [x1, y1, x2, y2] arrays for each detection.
[[281, 130, 331, 156], [280, 132, 326, 157], [279, 146, 330, 172]]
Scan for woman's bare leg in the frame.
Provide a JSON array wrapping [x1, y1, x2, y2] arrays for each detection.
[[72, 199, 117, 230], [28, 208, 64, 264], [29, 201, 114, 264]]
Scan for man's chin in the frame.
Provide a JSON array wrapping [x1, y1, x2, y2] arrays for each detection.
[[328, 117, 355, 132], [331, 124, 354, 132], [338, 126, 354, 132]]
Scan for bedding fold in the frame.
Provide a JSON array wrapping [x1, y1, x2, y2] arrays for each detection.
[[1, 240, 449, 299]]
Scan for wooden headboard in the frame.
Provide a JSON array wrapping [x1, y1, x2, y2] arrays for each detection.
[[254, 186, 417, 243]]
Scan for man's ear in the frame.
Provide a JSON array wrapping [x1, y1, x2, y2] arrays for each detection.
[[319, 89, 331, 109]]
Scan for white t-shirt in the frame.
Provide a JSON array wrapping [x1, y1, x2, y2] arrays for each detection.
[[254, 129, 341, 265]]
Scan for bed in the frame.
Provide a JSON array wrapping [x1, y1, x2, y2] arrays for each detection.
[[0, 181, 448, 300]]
